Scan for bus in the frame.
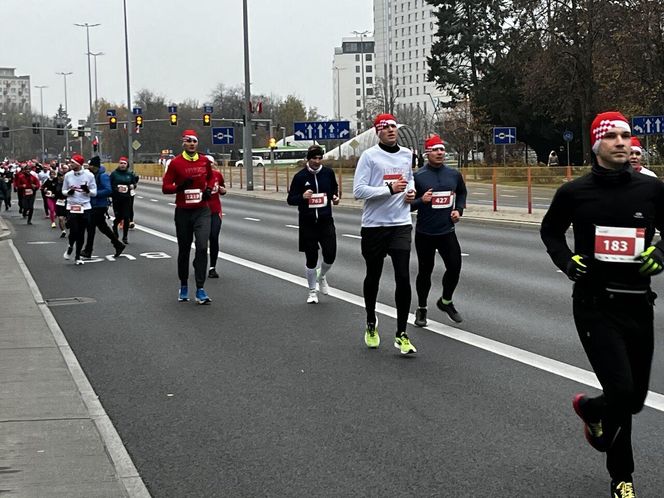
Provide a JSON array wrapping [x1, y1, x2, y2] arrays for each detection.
[[239, 146, 326, 166]]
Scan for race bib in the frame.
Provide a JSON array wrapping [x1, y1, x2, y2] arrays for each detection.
[[69, 204, 83, 213], [118, 184, 129, 194], [56, 199, 66, 206], [594, 226, 645, 263], [308, 193, 328, 208], [45, 190, 54, 198], [184, 188, 202, 204], [24, 189, 33, 196], [383, 173, 402, 187], [431, 191, 454, 209]]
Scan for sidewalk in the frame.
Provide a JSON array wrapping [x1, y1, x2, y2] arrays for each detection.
[[0, 215, 149, 497]]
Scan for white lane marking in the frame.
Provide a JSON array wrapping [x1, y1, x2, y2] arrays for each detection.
[[137, 196, 144, 199], [168, 203, 177, 206], [9, 241, 150, 497], [470, 192, 487, 195], [27, 241, 57, 245], [502, 194, 517, 198], [135, 224, 664, 413], [150, 199, 158, 203], [461, 253, 469, 257], [342, 234, 362, 239], [244, 217, 261, 222], [533, 197, 550, 201], [285, 224, 299, 229]]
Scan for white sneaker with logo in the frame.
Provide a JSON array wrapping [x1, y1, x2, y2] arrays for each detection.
[[307, 289, 318, 304]]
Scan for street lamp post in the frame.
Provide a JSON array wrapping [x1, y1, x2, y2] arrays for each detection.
[[333, 66, 345, 120], [352, 30, 370, 130], [56, 71, 73, 156], [122, 0, 133, 167], [88, 52, 104, 109], [74, 22, 100, 156], [35, 85, 48, 162], [242, 0, 254, 191]]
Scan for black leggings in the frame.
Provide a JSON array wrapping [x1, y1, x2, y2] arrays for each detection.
[[174, 206, 211, 288], [572, 292, 654, 481], [85, 207, 121, 253], [67, 212, 90, 259], [415, 231, 462, 307], [112, 196, 132, 241], [363, 249, 411, 334], [209, 213, 222, 269], [22, 194, 36, 223]]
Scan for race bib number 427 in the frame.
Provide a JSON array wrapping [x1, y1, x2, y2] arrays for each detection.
[[431, 191, 454, 209], [594, 226, 645, 263]]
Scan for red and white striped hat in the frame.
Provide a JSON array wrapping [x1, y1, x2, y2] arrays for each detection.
[[590, 111, 630, 153], [374, 113, 397, 132], [630, 136, 643, 153], [424, 134, 445, 152]]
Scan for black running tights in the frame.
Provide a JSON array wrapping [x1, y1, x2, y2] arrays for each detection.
[[415, 231, 462, 307], [363, 249, 411, 333]]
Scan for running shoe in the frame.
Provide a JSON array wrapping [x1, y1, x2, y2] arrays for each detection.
[[364, 322, 379, 348], [80, 250, 92, 259], [394, 333, 417, 355], [316, 269, 330, 295], [195, 288, 211, 305], [122, 238, 129, 245], [208, 268, 220, 278], [572, 393, 611, 452], [114, 242, 126, 258], [51, 222, 56, 228], [436, 298, 463, 323], [178, 286, 189, 302], [307, 289, 318, 304], [129, 221, 135, 230], [60, 231, 67, 238], [63, 246, 73, 260], [611, 480, 636, 498], [414, 307, 427, 327], [74, 259, 84, 266]]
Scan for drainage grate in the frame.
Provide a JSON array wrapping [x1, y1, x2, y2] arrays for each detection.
[[45, 297, 96, 306]]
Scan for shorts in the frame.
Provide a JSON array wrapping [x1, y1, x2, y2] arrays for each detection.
[[361, 225, 412, 260], [299, 219, 336, 253]]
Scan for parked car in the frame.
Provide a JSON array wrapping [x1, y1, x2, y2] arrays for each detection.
[[235, 156, 265, 168]]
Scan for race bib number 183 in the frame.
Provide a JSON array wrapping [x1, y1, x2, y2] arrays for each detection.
[[594, 226, 645, 263]]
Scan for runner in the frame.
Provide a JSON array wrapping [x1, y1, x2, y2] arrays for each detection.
[[82, 156, 125, 258], [629, 136, 656, 177], [541, 111, 664, 498], [53, 170, 68, 237], [353, 113, 417, 354], [14, 166, 40, 225], [110, 156, 137, 245], [287, 145, 340, 303], [62, 154, 97, 265], [206, 155, 226, 279], [41, 168, 59, 228], [410, 134, 467, 326], [162, 129, 215, 304]]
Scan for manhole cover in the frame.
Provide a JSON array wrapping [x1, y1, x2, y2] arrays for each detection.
[[45, 297, 96, 306]]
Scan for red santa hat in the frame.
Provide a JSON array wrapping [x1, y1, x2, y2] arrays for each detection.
[[424, 134, 446, 152], [70, 154, 85, 166], [119, 156, 128, 163], [630, 136, 643, 153], [590, 111, 630, 153], [374, 113, 397, 132], [182, 129, 198, 142]]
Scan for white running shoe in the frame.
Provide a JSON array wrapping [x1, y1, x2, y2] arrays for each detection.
[[307, 289, 318, 304], [75, 259, 84, 266], [318, 275, 330, 295], [63, 246, 73, 260]]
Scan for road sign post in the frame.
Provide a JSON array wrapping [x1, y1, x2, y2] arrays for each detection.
[[492, 127, 516, 166], [563, 130, 573, 166]]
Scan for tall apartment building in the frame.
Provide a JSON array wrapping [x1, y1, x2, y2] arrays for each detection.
[[373, 0, 446, 117], [0, 68, 31, 113], [332, 36, 375, 133]]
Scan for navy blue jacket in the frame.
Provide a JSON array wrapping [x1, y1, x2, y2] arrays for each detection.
[[287, 166, 339, 224], [90, 166, 112, 208], [411, 163, 467, 235]]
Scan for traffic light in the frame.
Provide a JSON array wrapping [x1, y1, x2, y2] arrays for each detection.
[[56, 124, 64, 136], [1, 126, 9, 139], [135, 115, 143, 128], [203, 113, 211, 126], [268, 137, 277, 149], [32, 122, 39, 134], [170, 113, 177, 126], [109, 116, 117, 129], [77, 126, 84, 138]]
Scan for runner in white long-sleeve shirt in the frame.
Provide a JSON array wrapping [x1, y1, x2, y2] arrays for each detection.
[[61, 154, 97, 265], [353, 113, 417, 355]]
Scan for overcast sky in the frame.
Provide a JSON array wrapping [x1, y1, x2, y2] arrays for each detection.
[[3, 0, 373, 122]]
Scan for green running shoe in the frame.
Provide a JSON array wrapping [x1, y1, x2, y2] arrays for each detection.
[[364, 322, 379, 348], [394, 334, 417, 355]]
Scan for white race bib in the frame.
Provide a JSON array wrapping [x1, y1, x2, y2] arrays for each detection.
[[431, 191, 454, 209], [69, 204, 83, 213], [383, 173, 402, 187], [308, 193, 328, 208], [118, 184, 129, 194], [56, 199, 66, 206], [594, 226, 644, 263], [184, 188, 202, 204], [45, 190, 54, 198], [24, 189, 33, 196]]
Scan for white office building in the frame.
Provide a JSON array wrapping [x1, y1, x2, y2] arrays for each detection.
[[373, 0, 447, 117], [332, 36, 375, 133], [0, 67, 31, 113]]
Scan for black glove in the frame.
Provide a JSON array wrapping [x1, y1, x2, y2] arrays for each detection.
[[80, 183, 90, 193], [176, 177, 194, 193], [67, 188, 76, 196], [566, 254, 589, 282], [637, 246, 664, 276], [202, 187, 212, 200]]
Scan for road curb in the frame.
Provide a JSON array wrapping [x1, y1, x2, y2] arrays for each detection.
[[0, 214, 12, 240]]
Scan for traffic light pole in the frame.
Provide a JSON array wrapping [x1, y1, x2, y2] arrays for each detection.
[[122, 0, 134, 168], [242, 0, 253, 191]]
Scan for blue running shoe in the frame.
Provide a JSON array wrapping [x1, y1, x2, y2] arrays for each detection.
[[195, 288, 211, 305], [178, 285, 189, 302]]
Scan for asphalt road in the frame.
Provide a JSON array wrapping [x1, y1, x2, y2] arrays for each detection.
[[7, 188, 664, 497]]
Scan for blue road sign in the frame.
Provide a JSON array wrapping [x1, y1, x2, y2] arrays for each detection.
[[106, 109, 116, 117], [212, 127, 234, 145], [563, 130, 574, 142], [132, 107, 142, 115], [632, 115, 664, 136], [204, 105, 213, 114], [493, 127, 517, 145], [168, 105, 178, 114], [293, 121, 351, 141]]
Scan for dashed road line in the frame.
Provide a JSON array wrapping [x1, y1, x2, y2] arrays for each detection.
[[244, 217, 261, 222]]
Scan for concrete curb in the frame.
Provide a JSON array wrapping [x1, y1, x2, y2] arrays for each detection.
[[0, 213, 12, 240]]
